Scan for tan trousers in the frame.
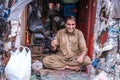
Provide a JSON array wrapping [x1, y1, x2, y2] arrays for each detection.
[[43, 54, 91, 70]]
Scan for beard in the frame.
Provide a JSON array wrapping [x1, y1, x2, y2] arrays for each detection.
[[66, 28, 75, 34], [67, 28, 75, 33]]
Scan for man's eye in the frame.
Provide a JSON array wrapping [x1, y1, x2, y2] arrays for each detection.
[[72, 24, 75, 26], [67, 24, 75, 25]]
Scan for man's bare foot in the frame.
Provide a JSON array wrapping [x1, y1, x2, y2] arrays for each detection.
[[65, 66, 80, 71]]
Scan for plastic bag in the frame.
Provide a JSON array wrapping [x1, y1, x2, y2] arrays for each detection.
[[93, 71, 108, 80], [111, 0, 120, 19], [5, 46, 31, 80], [8, 0, 32, 23], [32, 61, 43, 73]]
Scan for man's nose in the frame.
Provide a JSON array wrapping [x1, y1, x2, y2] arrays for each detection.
[[69, 25, 74, 28]]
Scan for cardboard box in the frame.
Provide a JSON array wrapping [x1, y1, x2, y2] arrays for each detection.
[[31, 46, 43, 54]]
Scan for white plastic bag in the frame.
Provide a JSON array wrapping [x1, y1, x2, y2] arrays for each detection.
[[5, 46, 31, 80], [93, 71, 108, 80], [8, 0, 32, 23]]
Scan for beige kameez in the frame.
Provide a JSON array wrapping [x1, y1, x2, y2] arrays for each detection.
[[43, 28, 91, 70]]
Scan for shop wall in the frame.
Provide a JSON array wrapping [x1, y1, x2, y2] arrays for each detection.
[[77, 0, 97, 58]]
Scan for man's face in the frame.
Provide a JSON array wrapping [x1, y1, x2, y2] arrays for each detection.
[[65, 19, 76, 33]]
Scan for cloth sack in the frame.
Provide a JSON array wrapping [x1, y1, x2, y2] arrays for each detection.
[[5, 46, 31, 80], [32, 61, 43, 72]]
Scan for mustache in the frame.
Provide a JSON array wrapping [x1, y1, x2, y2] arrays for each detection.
[[67, 27, 75, 29]]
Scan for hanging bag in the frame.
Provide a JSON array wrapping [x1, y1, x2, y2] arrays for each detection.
[[27, 6, 44, 33], [5, 46, 31, 80], [111, 0, 120, 19], [93, 71, 108, 80]]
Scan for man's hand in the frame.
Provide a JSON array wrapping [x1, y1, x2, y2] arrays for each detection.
[[77, 55, 84, 63], [51, 39, 58, 50], [77, 52, 86, 63]]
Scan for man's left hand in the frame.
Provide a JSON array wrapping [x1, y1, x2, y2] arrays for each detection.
[[76, 55, 84, 63]]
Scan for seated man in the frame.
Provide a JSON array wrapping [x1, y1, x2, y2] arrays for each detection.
[[43, 16, 91, 71]]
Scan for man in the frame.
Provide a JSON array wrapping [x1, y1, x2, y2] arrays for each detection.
[[43, 16, 91, 71]]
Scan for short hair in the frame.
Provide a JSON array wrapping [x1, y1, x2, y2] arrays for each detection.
[[65, 16, 76, 23]]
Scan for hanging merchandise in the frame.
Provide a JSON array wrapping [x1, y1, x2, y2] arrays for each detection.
[[27, 7, 44, 33], [93, 71, 108, 80], [0, 0, 10, 21], [44, 36, 52, 53], [115, 53, 120, 77], [1, 21, 12, 51], [0, 18, 6, 38], [0, 51, 4, 74], [29, 0, 43, 18], [46, 0, 64, 33], [9, 21, 19, 37], [111, 0, 120, 19], [105, 52, 117, 72], [118, 34, 120, 53], [48, 2, 60, 10], [4, 20, 21, 51], [4, 41, 12, 51], [48, 2, 61, 17], [1, 8, 10, 21], [49, 2, 54, 10], [63, 4, 77, 17], [33, 33, 44, 45], [61, 0, 79, 4], [8, 0, 32, 23], [5, 46, 31, 80]]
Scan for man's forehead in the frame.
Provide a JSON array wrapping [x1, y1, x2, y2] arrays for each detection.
[[66, 19, 75, 23]]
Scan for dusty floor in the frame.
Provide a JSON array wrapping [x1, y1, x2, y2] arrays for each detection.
[[30, 69, 120, 80], [2, 53, 118, 80], [30, 69, 90, 80], [31, 53, 91, 80]]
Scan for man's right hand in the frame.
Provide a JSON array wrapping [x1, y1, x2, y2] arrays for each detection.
[[51, 39, 58, 50]]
